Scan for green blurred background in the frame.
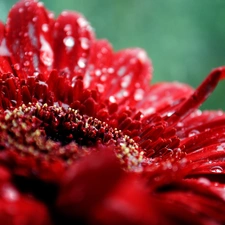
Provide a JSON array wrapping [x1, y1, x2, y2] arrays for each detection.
[[1, 0, 225, 110]]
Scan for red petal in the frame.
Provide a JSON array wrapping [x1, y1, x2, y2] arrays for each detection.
[[138, 82, 194, 116], [86, 45, 152, 105], [84, 39, 113, 88], [176, 110, 225, 138], [57, 149, 123, 218], [0, 195, 52, 225], [166, 67, 225, 125], [0, 22, 12, 74], [93, 175, 158, 225], [53, 11, 94, 81], [6, 0, 54, 79]]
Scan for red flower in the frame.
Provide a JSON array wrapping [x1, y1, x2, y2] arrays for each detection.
[[0, 0, 225, 224]]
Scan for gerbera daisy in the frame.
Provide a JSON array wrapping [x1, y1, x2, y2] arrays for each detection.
[[0, 0, 225, 224]]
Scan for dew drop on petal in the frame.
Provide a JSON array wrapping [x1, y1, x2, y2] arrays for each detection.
[[14, 63, 20, 70], [100, 75, 107, 82], [37, 2, 44, 7], [77, 17, 88, 27], [42, 24, 49, 32], [121, 75, 131, 88], [63, 36, 75, 48], [97, 84, 104, 93], [210, 166, 223, 173], [188, 129, 200, 137], [18, 8, 24, 13], [117, 66, 126, 76], [109, 96, 116, 103], [0, 39, 11, 56], [108, 67, 114, 74], [77, 58, 87, 68], [32, 17, 38, 22], [217, 144, 225, 151], [23, 61, 30, 67], [134, 88, 144, 101], [198, 177, 211, 186], [95, 69, 101, 76], [80, 37, 90, 50], [137, 50, 147, 63], [64, 24, 72, 35], [40, 35, 54, 67]]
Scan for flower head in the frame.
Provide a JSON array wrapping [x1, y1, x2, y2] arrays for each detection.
[[1, 0, 225, 224]]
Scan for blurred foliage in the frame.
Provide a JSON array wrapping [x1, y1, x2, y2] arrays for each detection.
[[1, 0, 225, 110]]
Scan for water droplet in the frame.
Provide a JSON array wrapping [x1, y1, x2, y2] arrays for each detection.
[[18, 8, 24, 13], [42, 24, 49, 32], [108, 67, 114, 74], [176, 122, 184, 127], [77, 58, 87, 68], [188, 129, 200, 137], [40, 35, 53, 67], [121, 75, 131, 88], [80, 37, 90, 50], [28, 23, 38, 47], [37, 2, 44, 7], [63, 36, 75, 48], [217, 145, 225, 151], [32, 17, 37, 22], [61, 11, 69, 17], [166, 111, 174, 117], [117, 66, 126, 76], [97, 84, 104, 93], [137, 51, 147, 63], [77, 17, 88, 27], [23, 61, 30, 67], [210, 166, 223, 173], [14, 64, 20, 70], [109, 96, 116, 103], [95, 69, 101, 76], [100, 75, 107, 82], [198, 177, 211, 186], [25, 1, 30, 6], [0, 39, 10, 56], [134, 88, 144, 101], [64, 24, 71, 31]]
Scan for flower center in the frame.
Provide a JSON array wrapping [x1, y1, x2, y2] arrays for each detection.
[[0, 103, 143, 169]]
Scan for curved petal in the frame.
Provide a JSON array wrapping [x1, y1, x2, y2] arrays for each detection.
[[6, 0, 54, 79], [84, 39, 113, 89], [0, 195, 52, 225], [86, 44, 152, 105], [93, 175, 157, 225], [0, 22, 12, 74], [176, 110, 225, 138], [53, 11, 94, 81], [138, 82, 194, 116], [57, 149, 123, 219], [166, 67, 225, 125]]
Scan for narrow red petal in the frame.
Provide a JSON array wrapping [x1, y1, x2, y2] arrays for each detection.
[[53, 11, 94, 81], [166, 67, 225, 125], [6, 0, 54, 79]]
